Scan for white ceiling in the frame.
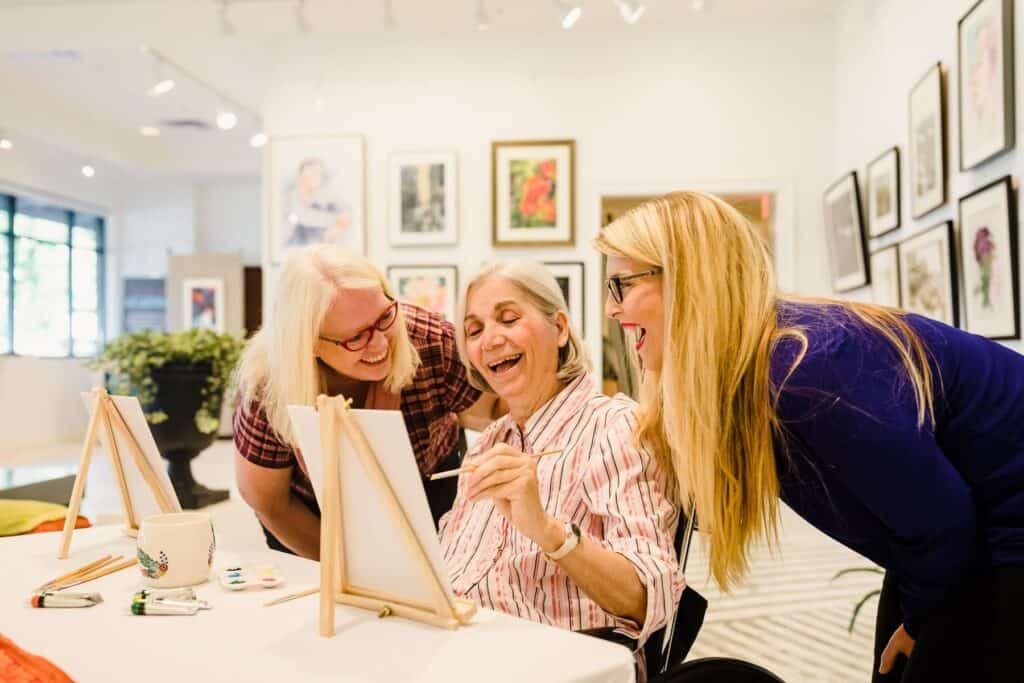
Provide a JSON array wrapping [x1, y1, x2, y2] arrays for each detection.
[[0, 0, 845, 176]]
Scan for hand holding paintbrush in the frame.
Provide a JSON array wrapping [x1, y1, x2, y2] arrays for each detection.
[[428, 449, 562, 481]]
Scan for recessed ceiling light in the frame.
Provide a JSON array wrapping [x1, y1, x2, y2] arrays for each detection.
[[250, 132, 267, 148], [148, 78, 175, 97], [81, 165, 96, 178], [0, 138, 12, 151], [552, 1, 581, 29], [692, 0, 706, 10], [216, 110, 238, 130], [615, 1, 645, 24], [139, 126, 161, 137]]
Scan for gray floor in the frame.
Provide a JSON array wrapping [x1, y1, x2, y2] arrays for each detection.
[[14, 440, 881, 682]]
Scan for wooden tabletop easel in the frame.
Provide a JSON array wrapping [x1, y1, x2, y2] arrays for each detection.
[[315, 394, 477, 636], [57, 388, 177, 559]]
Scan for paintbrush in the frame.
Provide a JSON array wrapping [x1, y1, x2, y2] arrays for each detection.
[[428, 449, 562, 481]]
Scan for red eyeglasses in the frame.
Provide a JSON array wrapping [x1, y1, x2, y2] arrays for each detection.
[[318, 300, 399, 352]]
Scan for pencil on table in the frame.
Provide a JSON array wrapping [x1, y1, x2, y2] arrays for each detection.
[[428, 449, 562, 481]]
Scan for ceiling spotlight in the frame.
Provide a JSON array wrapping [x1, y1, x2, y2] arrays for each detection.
[[294, 0, 311, 35], [250, 132, 267, 148], [147, 57, 175, 97], [81, 165, 96, 178], [219, 0, 237, 36], [0, 138, 12, 151], [216, 109, 238, 130], [139, 126, 161, 137], [692, 0, 706, 10], [552, 0, 582, 29], [475, 0, 490, 31], [614, 0, 645, 24]]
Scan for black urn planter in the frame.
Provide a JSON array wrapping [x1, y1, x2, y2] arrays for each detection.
[[145, 363, 230, 510]]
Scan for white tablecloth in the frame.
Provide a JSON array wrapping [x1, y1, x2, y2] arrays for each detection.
[[1, 526, 635, 683]]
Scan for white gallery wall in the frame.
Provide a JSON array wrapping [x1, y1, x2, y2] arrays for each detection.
[[832, 0, 1024, 354], [261, 28, 838, 367]]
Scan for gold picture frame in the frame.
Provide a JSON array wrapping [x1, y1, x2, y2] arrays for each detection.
[[491, 139, 575, 247]]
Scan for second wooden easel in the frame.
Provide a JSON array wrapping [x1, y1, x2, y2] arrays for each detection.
[[57, 388, 176, 559], [316, 394, 477, 636]]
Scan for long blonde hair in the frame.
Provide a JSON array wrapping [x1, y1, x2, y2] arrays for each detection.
[[234, 245, 421, 447], [594, 191, 935, 590]]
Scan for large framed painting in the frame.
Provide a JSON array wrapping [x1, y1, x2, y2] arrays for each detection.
[[823, 171, 869, 292], [543, 261, 585, 337], [182, 277, 225, 333], [387, 265, 458, 322], [388, 152, 457, 247], [866, 147, 901, 237], [898, 221, 959, 326], [267, 134, 365, 264], [958, 0, 1015, 171], [909, 63, 947, 218], [870, 245, 902, 308], [958, 175, 1019, 339], [492, 139, 575, 247]]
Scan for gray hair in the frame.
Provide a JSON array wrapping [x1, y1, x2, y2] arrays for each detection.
[[455, 261, 591, 393]]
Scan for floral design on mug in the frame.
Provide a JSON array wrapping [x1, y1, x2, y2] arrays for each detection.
[[208, 524, 216, 568], [138, 548, 169, 579]]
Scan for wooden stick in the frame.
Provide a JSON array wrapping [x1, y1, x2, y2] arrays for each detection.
[[317, 395, 338, 637], [428, 449, 562, 481], [99, 402, 136, 531], [58, 389, 105, 559], [53, 557, 135, 589], [263, 587, 319, 607], [103, 396, 175, 513], [35, 554, 114, 592]]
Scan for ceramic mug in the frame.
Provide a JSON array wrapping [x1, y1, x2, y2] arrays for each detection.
[[136, 512, 216, 588]]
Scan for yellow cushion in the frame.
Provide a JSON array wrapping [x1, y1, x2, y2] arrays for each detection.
[[0, 499, 71, 536]]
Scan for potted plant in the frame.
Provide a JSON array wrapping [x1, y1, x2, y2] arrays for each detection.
[[87, 328, 247, 509]]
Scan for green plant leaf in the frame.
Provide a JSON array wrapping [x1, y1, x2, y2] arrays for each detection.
[[848, 589, 881, 634]]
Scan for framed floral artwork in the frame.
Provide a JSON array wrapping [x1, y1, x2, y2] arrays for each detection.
[[958, 0, 1015, 171], [823, 171, 869, 292], [909, 63, 948, 218], [958, 175, 1019, 339], [492, 139, 575, 247], [870, 245, 901, 308], [543, 261, 585, 337], [866, 147, 901, 237], [387, 265, 458, 322], [388, 152, 457, 247], [898, 221, 959, 326]]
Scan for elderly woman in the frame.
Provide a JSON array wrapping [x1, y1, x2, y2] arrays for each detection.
[[439, 262, 684, 674]]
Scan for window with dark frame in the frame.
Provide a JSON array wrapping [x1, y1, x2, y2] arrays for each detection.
[[0, 191, 105, 358]]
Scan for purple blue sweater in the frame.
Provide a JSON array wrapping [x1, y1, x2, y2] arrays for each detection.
[[771, 302, 1024, 637]]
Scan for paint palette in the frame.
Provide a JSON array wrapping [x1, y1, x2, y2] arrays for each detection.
[[218, 564, 284, 591]]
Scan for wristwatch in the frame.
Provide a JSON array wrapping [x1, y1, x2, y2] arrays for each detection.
[[546, 521, 581, 561]]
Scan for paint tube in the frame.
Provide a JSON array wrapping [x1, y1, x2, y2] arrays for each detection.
[[130, 600, 200, 616], [30, 592, 103, 608], [134, 587, 196, 601]]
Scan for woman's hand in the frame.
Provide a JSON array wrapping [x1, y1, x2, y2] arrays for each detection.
[[879, 623, 915, 674], [466, 444, 564, 552]]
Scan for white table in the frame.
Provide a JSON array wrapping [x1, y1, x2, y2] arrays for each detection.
[[1, 526, 635, 683]]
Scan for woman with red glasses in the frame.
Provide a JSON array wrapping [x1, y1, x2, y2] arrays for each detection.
[[232, 245, 502, 559]]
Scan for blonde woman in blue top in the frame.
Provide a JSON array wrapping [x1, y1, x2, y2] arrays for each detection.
[[595, 191, 1024, 682]]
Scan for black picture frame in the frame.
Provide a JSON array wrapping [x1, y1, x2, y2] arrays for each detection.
[[823, 171, 870, 292], [898, 221, 959, 327], [543, 261, 586, 337], [866, 146, 902, 238], [909, 63, 948, 219]]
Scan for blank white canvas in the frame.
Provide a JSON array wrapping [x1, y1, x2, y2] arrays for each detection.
[[288, 406, 457, 610], [80, 393, 182, 522]]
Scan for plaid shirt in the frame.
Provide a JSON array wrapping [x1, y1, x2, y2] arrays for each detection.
[[233, 303, 481, 511]]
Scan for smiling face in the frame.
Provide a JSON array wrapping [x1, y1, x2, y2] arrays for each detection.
[[462, 276, 569, 424], [315, 287, 396, 383], [604, 255, 666, 372]]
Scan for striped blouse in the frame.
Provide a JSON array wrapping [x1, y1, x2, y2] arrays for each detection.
[[438, 374, 685, 646]]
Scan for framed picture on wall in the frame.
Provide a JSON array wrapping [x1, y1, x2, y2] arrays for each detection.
[[182, 278, 225, 333], [898, 221, 959, 327], [543, 261, 585, 337], [958, 0, 1015, 171], [958, 176, 1019, 339], [870, 245, 902, 308], [908, 63, 947, 218], [388, 152, 457, 247], [492, 139, 575, 247], [823, 171, 869, 292], [866, 147, 901, 237], [387, 265, 458, 322], [266, 134, 365, 264]]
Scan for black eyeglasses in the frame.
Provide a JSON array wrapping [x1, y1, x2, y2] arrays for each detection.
[[604, 268, 662, 304], [319, 300, 399, 352]]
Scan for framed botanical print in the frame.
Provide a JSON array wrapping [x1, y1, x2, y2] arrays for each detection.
[[898, 221, 959, 326], [543, 261, 585, 337], [387, 265, 458, 322], [492, 139, 575, 247], [909, 63, 947, 218], [870, 245, 902, 308], [823, 171, 869, 292], [958, 0, 1015, 171], [866, 147, 901, 237], [267, 134, 365, 264], [388, 152, 457, 246], [182, 278, 225, 333], [958, 176, 1019, 339]]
